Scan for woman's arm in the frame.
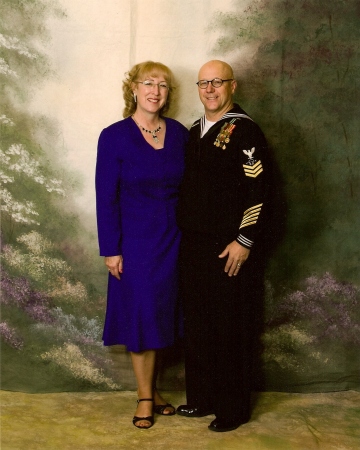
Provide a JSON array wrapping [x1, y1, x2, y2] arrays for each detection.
[[95, 127, 123, 257]]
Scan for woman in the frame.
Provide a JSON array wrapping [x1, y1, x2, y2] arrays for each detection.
[[95, 61, 188, 429]]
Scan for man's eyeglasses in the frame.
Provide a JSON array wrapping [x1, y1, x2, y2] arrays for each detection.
[[196, 78, 234, 89], [136, 80, 169, 90]]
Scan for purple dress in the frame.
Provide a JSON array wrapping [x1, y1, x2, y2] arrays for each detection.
[[95, 116, 188, 352]]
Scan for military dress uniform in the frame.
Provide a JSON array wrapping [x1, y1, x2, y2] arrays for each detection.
[[177, 104, 272, 424]]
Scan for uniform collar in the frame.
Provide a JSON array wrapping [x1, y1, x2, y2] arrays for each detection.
[[199, 104, 253, 137]]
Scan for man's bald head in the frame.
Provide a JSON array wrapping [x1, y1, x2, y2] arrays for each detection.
[[197, 60, 237, 121], [198, 60, 234, 80]]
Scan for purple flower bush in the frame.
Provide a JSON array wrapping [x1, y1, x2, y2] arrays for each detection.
[[37, 307, 103, 346], [0, 322, 24, 349], [1, 269, 103, 346], [1, 268, 118, 388], [1, 269, 54, 324], [261, 273, 360, 390], [268, 273, 360, 345]]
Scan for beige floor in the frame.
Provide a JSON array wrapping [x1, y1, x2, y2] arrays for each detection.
[[1, 390, 359, 450]]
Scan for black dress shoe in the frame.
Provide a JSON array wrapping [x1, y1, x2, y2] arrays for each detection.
[[176, 405, 214, 417], [208, 418, 242, 432]]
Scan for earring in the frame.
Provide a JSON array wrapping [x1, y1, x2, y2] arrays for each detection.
[[133, 93, 137, 103]]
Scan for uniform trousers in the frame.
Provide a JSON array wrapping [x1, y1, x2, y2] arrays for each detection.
[[180, 232, 258, 423]]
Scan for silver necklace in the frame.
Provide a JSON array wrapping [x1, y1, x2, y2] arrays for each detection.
[[132, 115, 162, 143]]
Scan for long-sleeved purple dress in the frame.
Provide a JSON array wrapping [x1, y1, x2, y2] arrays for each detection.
[[96, 116, 188, 352]]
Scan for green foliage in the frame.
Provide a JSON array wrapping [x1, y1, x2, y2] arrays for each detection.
[[0, 1, 111, 392], [0, 0, 65, 102], [210, 0, 360, 287], [0, 0, 101, 291], [262, 273, 360, 391]]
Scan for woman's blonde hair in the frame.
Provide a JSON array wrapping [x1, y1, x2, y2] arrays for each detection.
[[122, 61, 174, 118]]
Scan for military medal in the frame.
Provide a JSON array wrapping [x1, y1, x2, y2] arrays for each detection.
[[214, 119, 236, 149]]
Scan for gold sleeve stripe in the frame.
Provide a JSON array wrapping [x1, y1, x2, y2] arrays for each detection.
[[241, 211, 259, 223], [244, 167, 263, 178], [244, 203, 263, 215], [248, 160, 262, 169], [240, 220, 258, 228], [239, 203, 263, 229], [241, 217, 258, 226], [243, 160, 263, 178]]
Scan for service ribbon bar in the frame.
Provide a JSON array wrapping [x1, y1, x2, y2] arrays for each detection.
[[214, 119, 236, 150]]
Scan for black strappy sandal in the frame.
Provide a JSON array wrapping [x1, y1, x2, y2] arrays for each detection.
[[152, 388, 175, 416], [132, 398, 154, 429], [153, 403, 176, 416]]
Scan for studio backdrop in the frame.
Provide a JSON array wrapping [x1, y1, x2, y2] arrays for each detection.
[[1, 0, 359, 393]]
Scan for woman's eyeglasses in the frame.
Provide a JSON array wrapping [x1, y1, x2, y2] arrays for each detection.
[[136, 80, 169, 90]]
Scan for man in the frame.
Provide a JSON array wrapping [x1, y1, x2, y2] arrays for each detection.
[[176, 60, 273, 432]]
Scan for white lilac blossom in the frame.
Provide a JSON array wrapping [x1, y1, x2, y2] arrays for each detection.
[[0, 33, 37, 59], [49, 277, 88, 302], [0, 150, 11, 165], [3, 144, 66, 196], [0, 171, 14, 183], [0, 188, 40, 225], [41, 343, 120, 389], [2, 244, 71, 280], [2, 233, 88, 304], [0, 114, 15, 126], [17, 231, 53, 254], [0, 57, 18, 77], [262, 324, 316, 372]]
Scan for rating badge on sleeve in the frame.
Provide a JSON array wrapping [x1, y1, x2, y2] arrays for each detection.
[[214, 119, 236, 150], [243, 147, 263, 177]]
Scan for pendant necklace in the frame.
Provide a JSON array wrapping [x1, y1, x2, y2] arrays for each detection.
[[132, 115, 162, 143]]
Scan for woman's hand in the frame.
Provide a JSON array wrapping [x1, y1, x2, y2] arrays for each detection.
[[105, 255, 123, 280], [218, 241, 250, 277]]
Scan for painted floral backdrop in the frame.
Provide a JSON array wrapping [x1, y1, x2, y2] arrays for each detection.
[[1, 0, 359, 393]]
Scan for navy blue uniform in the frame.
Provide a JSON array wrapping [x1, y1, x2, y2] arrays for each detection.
[[177, 104, 272, 423]]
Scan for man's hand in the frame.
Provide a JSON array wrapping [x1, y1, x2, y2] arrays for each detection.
[[218, 241, 250, 276]]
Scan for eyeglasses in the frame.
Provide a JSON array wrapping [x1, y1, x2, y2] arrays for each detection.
[[136, 80, 169, 90], [196, 78, 234, 89]]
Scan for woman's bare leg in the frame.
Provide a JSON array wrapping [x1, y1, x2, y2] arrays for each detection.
[[131, 349, 156, 427], [153, 350, 175, 414]]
